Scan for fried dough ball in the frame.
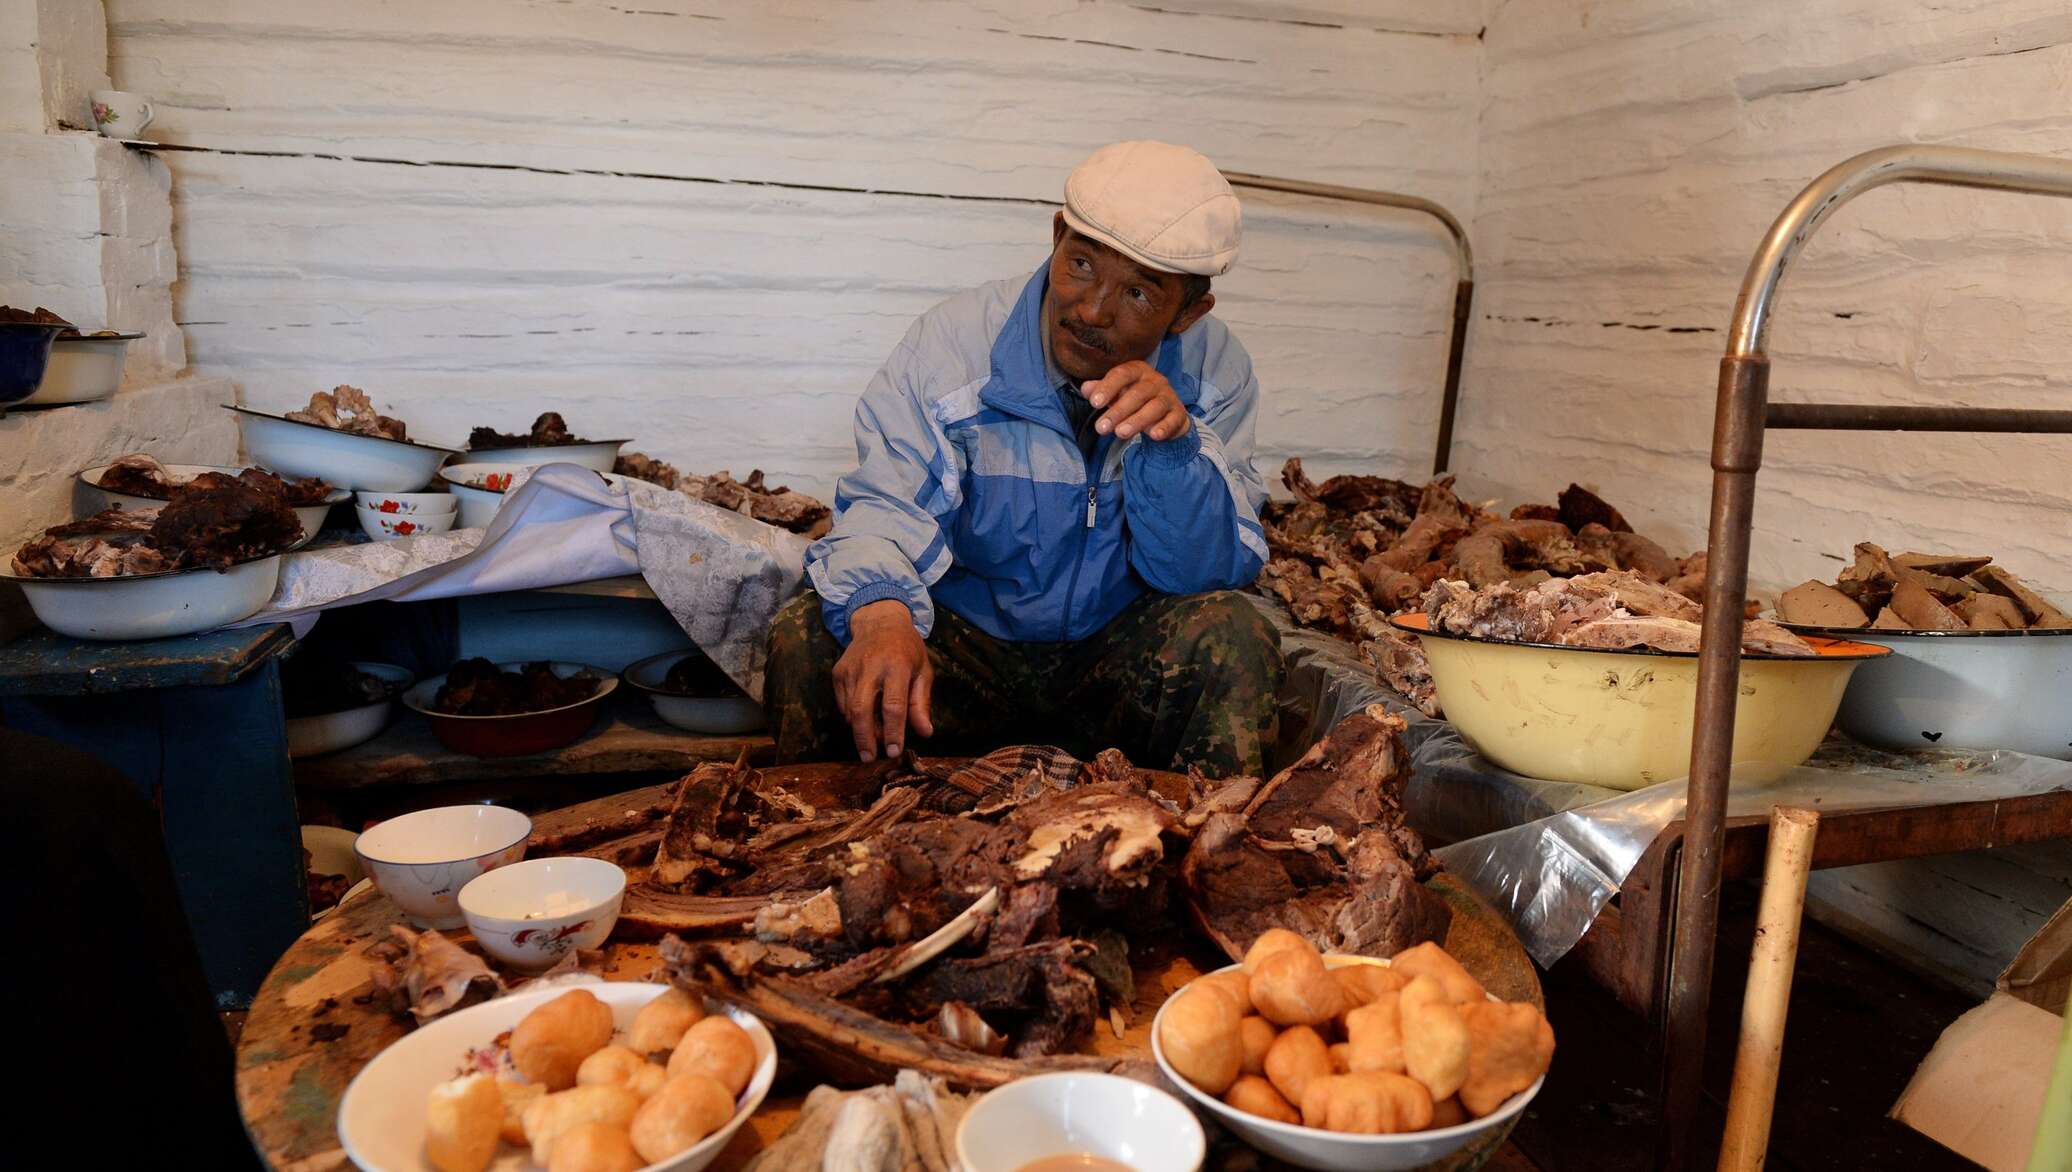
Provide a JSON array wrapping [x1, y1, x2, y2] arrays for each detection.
[[523, 1084, 642, 1167], [1459, 1001, 1556, 1117], [667, 1015, 758, 1098], [1157, 983, 1244, 1094], [630, 987, 706, 1055], [512, 989, 616, 1090], [1333, 963, 1409, 1009], [1238, 1015, 1276, 1076], [1327, 1042, 1352, 1073], [1243, 928, 1314, 973], [627, 1063, 669, 1100], [547, 1121, 643, 1172], [1224, 1074, 1300, 1124], [1399, 974, 1470, 1101], [1299, 1071, 1435, 1135], [1250, 946, 1342, 1027], [1390, 942, 1487, 1006], [630, 1074, 736, 1163], [1431, 1096, 1469, 1129], [1263, 1024, 1332, 1108], [1196, 969, 1255, 1015], [1344, 993, 1406, 1074], [577, 1045, 650, 1089], [498, 1078, 547, 1144], [425, 1073, 501, 1172]]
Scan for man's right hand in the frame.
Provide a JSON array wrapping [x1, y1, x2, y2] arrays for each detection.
[[831, 598, 935, 762]]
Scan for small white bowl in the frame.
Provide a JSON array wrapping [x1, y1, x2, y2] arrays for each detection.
[[1151, 959, 1545, 1171], [622, 650, 766, 734], [20, 331, 144, 405], [285, 661, 413, 758], [301, 825, 364, 886], [5, 553, 282, 641], [353, 805, 531, 930], [355, 504, 457, 541], [957, 1072, 1205, 1172], [436, 462, 528, 529], [228, 404, 458, 493], [467, 438, 627, 473], [352, 490, 456, 516], [338, 983, 776, 1172], [459, 856, 626, 971]]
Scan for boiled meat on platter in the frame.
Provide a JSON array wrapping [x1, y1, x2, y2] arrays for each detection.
[[97, 452, 335, 507], [1422, 571, 1814, 657], [10, 470, 302, 578], [1776, 542, 2071, 632], [613, 451, 833, 538], [284, 384, 408, 441], [466, 410, 592, 450], [557, 712, 1451, 1090]]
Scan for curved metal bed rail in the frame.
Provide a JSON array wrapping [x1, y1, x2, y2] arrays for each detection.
[[1665, 144, 2072, 1169], [1221, 171, 1475, 474]]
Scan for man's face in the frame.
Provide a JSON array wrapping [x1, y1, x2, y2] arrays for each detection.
[[1043, 213, 1215, 384]]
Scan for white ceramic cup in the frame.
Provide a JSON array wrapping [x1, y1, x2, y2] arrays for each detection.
[[90, 90, 154, 138], [957, 1072, 1205, 1172]]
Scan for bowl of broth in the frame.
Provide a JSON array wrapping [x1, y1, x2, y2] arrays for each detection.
[[955, 1072, 1203, 1172]]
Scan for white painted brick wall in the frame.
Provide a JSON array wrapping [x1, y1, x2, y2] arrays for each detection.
[[104, 0, 1485, 497], [1464, 0, 2072, 597]]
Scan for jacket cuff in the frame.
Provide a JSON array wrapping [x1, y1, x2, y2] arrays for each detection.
[[1136, 426, 1204, 466], [832, 581, 920, 641]]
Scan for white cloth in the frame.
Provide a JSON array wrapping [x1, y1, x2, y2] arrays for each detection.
[[236, 464, 808, 698]]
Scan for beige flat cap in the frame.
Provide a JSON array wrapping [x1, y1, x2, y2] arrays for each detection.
[[1062, 140, 1241, 277]]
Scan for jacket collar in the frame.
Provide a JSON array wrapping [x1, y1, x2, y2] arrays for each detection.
[[980, 262, 1201, 437]]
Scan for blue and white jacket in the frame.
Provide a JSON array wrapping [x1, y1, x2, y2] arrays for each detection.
[[806, 263, 1270, 644]]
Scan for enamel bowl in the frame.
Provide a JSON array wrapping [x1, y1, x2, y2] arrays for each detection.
[[1392, 613, 1891, 790], [436, 462, 529, 529], [352, 804, 532, 930], [958, 1072, 1205, 1172], [355, 504, 458, 541], [285, 661, 414, 759], [465, 438, 628, 474], [19, 331, 144, 405], [1779, 622, 2072, 759], [228, 404, 458, 493], [80, 461, 348, 551], [4, 552, 281, 641], [400, 662, 617, 758], [621, 650, 766, 735], [1152, 957, 1544, 1171], [458, 856, 627, 971], [0, 321, 63, 406], [337, 983, 775, 1172], [353, 490, 456, 515]]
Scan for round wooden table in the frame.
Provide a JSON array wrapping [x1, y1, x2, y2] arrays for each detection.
[[236, 771, 1543, 1171]]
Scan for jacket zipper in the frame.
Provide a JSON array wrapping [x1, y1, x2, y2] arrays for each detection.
[[1058, 437, 1105, 641]]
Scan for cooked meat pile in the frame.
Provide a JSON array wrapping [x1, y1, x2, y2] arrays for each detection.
[[0, 305, 71, 326], [468, 411, 592, 450], [1777, 544, 2071, 632], [1425, 572, 1814, 656], [285, 385, 408, 441], [613, 451, 833, 539], [620, 708, 1443, 1089], [99, 452, 334, 507], [11, 470, 303, 578], [303, 847, 352, 915], [660, 653, 746, 698], [430, 658, 600, 716], [283, 655, 404, 718]]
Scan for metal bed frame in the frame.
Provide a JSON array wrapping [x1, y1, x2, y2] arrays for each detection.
[[1666, 144, 2072, 1168], [1221, 172, 1474, 475]]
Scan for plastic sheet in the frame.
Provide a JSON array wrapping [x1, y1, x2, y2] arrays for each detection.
[[1433, 740, 2072, 967]]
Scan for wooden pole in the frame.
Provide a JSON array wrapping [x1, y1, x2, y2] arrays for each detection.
[[1717, 806, 1820, 1172]]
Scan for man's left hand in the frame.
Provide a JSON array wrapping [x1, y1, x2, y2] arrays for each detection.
[[1084, 361, 1192, 442]]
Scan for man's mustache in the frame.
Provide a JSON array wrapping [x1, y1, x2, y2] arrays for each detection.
[[1060, 320, 1112, 354]]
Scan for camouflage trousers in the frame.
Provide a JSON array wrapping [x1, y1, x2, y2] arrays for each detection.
[[765, 589, 1283, 778]]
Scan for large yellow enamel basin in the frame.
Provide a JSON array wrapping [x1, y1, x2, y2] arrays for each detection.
[[1392, 614, 1891, 790]]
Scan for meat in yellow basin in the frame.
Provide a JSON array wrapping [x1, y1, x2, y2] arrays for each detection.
[[1391, 613, 1889, 790]]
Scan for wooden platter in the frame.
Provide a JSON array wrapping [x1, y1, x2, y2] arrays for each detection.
[[236, 765, 1543, 1172]]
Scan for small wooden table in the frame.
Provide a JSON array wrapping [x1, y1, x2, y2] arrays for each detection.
[[236, 768, 1544, 1171], [1, 623, 305, 1007]]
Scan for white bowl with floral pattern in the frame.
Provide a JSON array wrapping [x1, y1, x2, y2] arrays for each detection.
[[353, 805, 531, 929], [458, 856, 625, 971]]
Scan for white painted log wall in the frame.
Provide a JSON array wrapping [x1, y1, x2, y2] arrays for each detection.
[[1466, 0, 2072, 597], [105, 0, 1485, 496]]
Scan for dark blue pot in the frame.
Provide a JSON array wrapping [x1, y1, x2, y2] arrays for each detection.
[[0, 324, 64, 406]]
